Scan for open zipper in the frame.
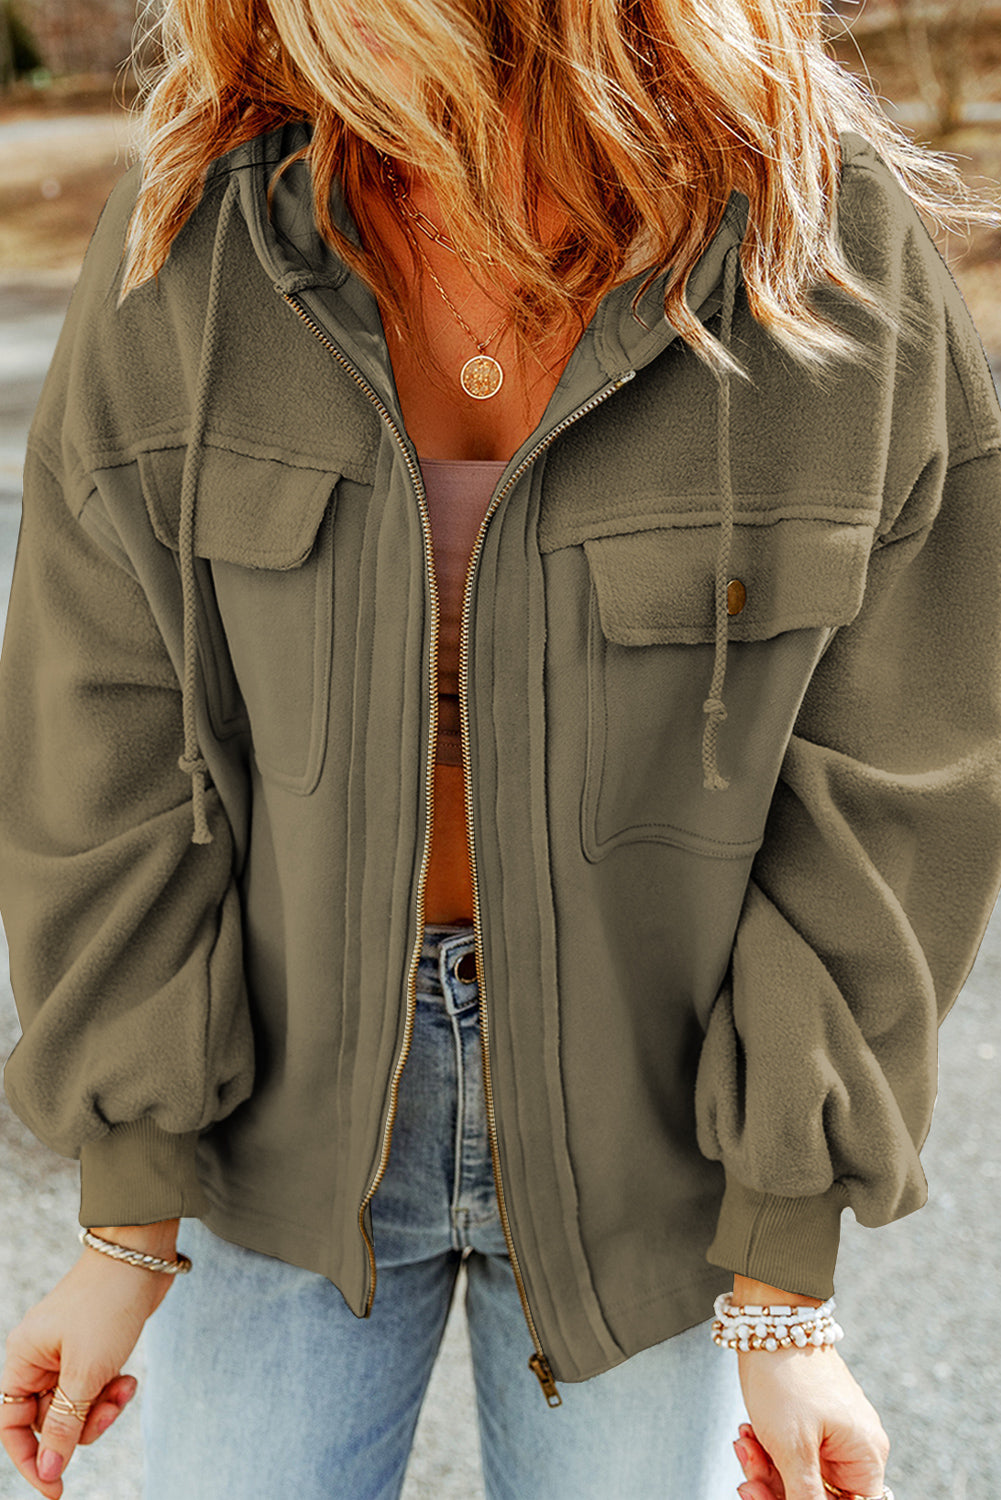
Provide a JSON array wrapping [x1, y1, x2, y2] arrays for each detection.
[[278, 290, 440, 1328], [279, 284, 634, 1406], [456, 369, 635, 1407]]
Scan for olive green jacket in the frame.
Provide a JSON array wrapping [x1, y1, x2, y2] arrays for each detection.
[[2, 125, 1001, 1387]]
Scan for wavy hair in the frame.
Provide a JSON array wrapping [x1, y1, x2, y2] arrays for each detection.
[[122, 0, 998, 387]]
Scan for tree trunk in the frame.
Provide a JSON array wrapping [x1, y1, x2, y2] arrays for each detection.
[[0, 5, 15, 92], [891, 0, 976, 140]]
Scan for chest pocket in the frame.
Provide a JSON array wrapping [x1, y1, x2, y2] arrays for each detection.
[[140, 445, 341, 794], [579, 517, 874, 860]]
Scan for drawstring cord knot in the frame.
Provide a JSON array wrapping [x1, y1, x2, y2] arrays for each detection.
[[700, 241, 740, 794], [701, 697, 730, 792], [177, 752, 213, 845], [177, 750, 209, 777]]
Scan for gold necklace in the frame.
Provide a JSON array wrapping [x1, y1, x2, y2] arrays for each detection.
[[381, 155, 508, 400]]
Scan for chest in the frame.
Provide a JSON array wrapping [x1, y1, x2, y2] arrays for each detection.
[[362, 191, 592, 464], [386, 311, 585, 465]]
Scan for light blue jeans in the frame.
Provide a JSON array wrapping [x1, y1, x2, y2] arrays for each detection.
[[140, 925, 748, 1498]]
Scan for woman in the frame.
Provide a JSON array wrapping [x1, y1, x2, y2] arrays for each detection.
[[1, 0, 999, 1494]]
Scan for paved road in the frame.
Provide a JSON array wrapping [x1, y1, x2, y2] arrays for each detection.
[[0, 283, 70, 506], [0, 116, 128, 147], [1, 283, 1001, 1499]]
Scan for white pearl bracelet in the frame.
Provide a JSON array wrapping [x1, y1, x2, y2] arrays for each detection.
[[80, 1229, 193, 1274], [712, 1292, 844, 1352]]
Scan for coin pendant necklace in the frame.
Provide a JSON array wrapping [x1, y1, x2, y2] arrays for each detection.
[[381, 155, 507, 400]]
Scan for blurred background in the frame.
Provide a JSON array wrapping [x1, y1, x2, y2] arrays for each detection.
[[0, 0, 999, 311], [1, 3, 1000, 1498]]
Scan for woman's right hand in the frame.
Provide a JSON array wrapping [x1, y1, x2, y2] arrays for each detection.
[[1, 1221, 180, 1498]]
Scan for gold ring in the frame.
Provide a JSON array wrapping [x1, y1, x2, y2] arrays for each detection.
[[49, 1386, 94, 1424], [822, 1481, 894, 1500], [0, 1385, 56, 1406]]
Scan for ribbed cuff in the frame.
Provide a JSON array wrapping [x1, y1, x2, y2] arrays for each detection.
[[79, 1119, 209, 1226], [705, 1176, 851, 1299]]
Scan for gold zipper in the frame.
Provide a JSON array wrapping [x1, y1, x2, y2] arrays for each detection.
[[457, 369, 636, 1407], [280, 284, 635, 1401], [278, 290, 438, 1317]]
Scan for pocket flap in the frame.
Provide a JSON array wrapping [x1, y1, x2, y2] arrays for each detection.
[[139, 445, 339, 570], [583, 519, 874, 645]]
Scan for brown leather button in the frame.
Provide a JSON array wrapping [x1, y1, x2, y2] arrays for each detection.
[[726, 578, 747, 616], [453, 950, 477, 984]]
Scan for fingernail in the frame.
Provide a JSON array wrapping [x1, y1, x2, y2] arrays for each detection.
[[37, 1450, 64, 1481], [734, 1440, 750, 1466]]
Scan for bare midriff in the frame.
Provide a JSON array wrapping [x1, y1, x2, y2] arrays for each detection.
[[425, 762, 476, 923], [419, 457, 507, 924]]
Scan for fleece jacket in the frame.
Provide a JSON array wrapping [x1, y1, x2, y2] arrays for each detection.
[[1, 123, 1001, 1389]]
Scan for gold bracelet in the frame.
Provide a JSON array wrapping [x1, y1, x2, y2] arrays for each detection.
[[79, 1229, 192, 1274]]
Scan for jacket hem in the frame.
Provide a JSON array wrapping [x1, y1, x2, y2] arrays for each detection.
[[195, 1191, 369, 1314], [555, 1264, 735, 1384]]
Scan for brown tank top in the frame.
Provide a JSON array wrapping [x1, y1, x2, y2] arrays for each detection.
[[418, 458, 508, 766]]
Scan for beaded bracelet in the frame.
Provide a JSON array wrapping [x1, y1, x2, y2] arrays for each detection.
[[79, 1229, 193, 1275], [712, 1292, 844, 1352]]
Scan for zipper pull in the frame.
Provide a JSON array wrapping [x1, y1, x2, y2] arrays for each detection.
[[528, 1351, 563, 1408]]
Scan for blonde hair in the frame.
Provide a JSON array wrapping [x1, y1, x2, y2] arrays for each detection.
[[124, 0, 998, 387]]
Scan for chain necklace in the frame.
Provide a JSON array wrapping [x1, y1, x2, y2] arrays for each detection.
[[380, 155, 508, 400]]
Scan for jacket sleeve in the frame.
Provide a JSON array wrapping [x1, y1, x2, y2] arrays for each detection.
[[0, 438, 255, 1226], [695, 431, 1001, 1296]]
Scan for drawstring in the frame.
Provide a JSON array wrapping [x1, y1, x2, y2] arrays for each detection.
[[701, 243, 740, 793], [177, 178, 240, 844]]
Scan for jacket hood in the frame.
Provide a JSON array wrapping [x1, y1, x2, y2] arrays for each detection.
[[225, 121, 749, 390]]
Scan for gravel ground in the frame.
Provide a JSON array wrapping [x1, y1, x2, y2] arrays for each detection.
[[2, 267, 1001, 1500]]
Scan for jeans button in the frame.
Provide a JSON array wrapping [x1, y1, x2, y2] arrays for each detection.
[[453, 950, 477, 984]]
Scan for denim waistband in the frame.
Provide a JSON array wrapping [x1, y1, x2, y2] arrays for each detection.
[[417, 924, 478, 1016]]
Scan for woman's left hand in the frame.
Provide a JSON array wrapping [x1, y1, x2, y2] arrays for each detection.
[[733, 1346, 890, 1500]]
